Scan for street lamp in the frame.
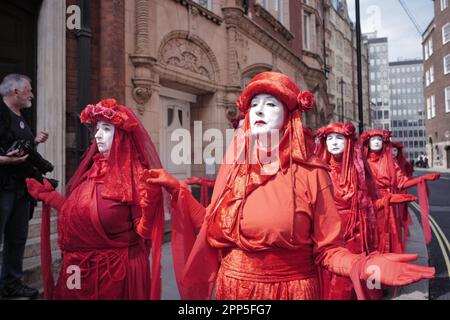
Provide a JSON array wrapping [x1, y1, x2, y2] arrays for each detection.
[[355, 0, 364, 134], [339, 77, 345, 122]]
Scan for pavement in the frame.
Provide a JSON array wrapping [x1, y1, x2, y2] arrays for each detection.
[[160, 206, 433, 300], [390, 208, 431, 300]]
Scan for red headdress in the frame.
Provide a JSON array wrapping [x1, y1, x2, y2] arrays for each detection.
[[315, 123, 377, 252], [359, 129, 398, 189], [391, 141, 414, 177], [66, 98, 165, 299]]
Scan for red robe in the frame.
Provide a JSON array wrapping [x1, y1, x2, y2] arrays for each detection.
[[173, 162, 370, 300], [50, 156, 158, 300], [366, 151, 409, 254]]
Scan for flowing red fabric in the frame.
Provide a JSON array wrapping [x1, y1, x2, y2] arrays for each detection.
[[40, 205, 55, 300], [417, 181, 432, 244], [391, 141, 413, 251], [40, 99, 165, 300], [186, 177, 215, 207]]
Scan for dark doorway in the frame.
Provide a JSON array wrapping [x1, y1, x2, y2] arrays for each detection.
[[0, 0, 42, 132]]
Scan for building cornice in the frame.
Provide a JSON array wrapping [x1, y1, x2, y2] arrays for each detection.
[[253, 3, 294, 42], [173, 0, 223, 25], [221, 7, 327, 84]]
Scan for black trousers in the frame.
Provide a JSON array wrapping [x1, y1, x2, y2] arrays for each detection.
[[0, 188, 31, 285]]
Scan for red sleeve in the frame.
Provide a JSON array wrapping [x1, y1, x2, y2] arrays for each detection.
[[174, 184, 206, 231], [312, 170, 361, 277], [135, 184, 163, 239]]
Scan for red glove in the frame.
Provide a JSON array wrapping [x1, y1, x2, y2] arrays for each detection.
[[136, 177, 163, 239], [362, 253, 435, 286], [389, 194, 416, 204], [140, 169, 181, 196], [422, 173, 440, 182], [374, 193, 416, 209], [26, 178, 65, 211]]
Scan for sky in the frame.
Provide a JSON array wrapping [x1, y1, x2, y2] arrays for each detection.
[[346, 0, 435, 62]]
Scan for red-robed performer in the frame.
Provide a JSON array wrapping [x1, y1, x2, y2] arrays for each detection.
[[391, 141, 414, 252], [315, 123, 416, 300], [360, 130, 440, 254], [25, 99, 165, 300], [141, 72, 435, 300]]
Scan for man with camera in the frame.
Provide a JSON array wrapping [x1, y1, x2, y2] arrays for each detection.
[[0, 74, 49, 299]]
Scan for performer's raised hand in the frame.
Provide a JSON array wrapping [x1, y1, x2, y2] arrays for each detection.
[[422, 173, 440, 182], [362, 253, 435, 287], [140, 169, 181, 195], [26, 178, 65, 211], [389, 194, 416, 204]]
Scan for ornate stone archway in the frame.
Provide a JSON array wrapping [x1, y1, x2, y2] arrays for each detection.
[[157, 30, 221, 91]]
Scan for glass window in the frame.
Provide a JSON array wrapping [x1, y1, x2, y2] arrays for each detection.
[[193, 0, 212, 10], [444, 55, 450, 75], [442, 0, 449, 10], [446, 86, 450, 113], [443, 23, 450, 44], [303, 12, 311, 50]]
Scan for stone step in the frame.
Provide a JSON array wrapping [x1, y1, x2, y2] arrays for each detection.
[[23, 249, 62, 285], [31, 206, 58, 220]]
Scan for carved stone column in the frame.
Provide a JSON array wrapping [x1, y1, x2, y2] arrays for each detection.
[[130, 0, 157, 115], [222, 7, 245, 122]]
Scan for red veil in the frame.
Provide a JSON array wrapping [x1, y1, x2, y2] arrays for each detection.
[[41, 99, 165, 299]]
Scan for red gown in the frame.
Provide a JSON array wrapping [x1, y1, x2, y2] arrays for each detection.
[[51, 155, 158, 300], [173, 161, 371, 300], [366, 151, 409, 253]]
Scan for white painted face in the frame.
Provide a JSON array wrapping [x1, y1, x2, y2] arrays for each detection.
[[369, 136, 383, 152], [95, 121, 115, 156], [249, 94, 285, 136], [392, 147, 399, 158], [326, 133, 346, 155]]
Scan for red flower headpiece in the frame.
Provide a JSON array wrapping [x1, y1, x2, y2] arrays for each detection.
[[360, 129, 392, 144], [80, 98, 139, 132], [316, 122, 356, 140], [236, 72, 315, 113]]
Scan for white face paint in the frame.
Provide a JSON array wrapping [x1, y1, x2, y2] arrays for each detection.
[[249, 94, 285, 136], [369, 136, 383, 152], [392, 147, 399, 158], [326, 133, 346, 156], [95, 121, 115, 156]]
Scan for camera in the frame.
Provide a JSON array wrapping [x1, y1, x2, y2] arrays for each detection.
[[7, 140, 54, 174], [7, 140, 58, 188]]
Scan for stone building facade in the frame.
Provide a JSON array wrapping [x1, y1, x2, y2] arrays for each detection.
[[325, 0, 371, 130]]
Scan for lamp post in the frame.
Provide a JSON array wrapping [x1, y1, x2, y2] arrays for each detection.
[[355, 0, 364, 133], [339, 77, 345, 122]]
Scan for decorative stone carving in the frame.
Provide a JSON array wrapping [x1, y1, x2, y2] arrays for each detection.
[[161, 38, 215, 81], [131, 0, 157, 115]]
